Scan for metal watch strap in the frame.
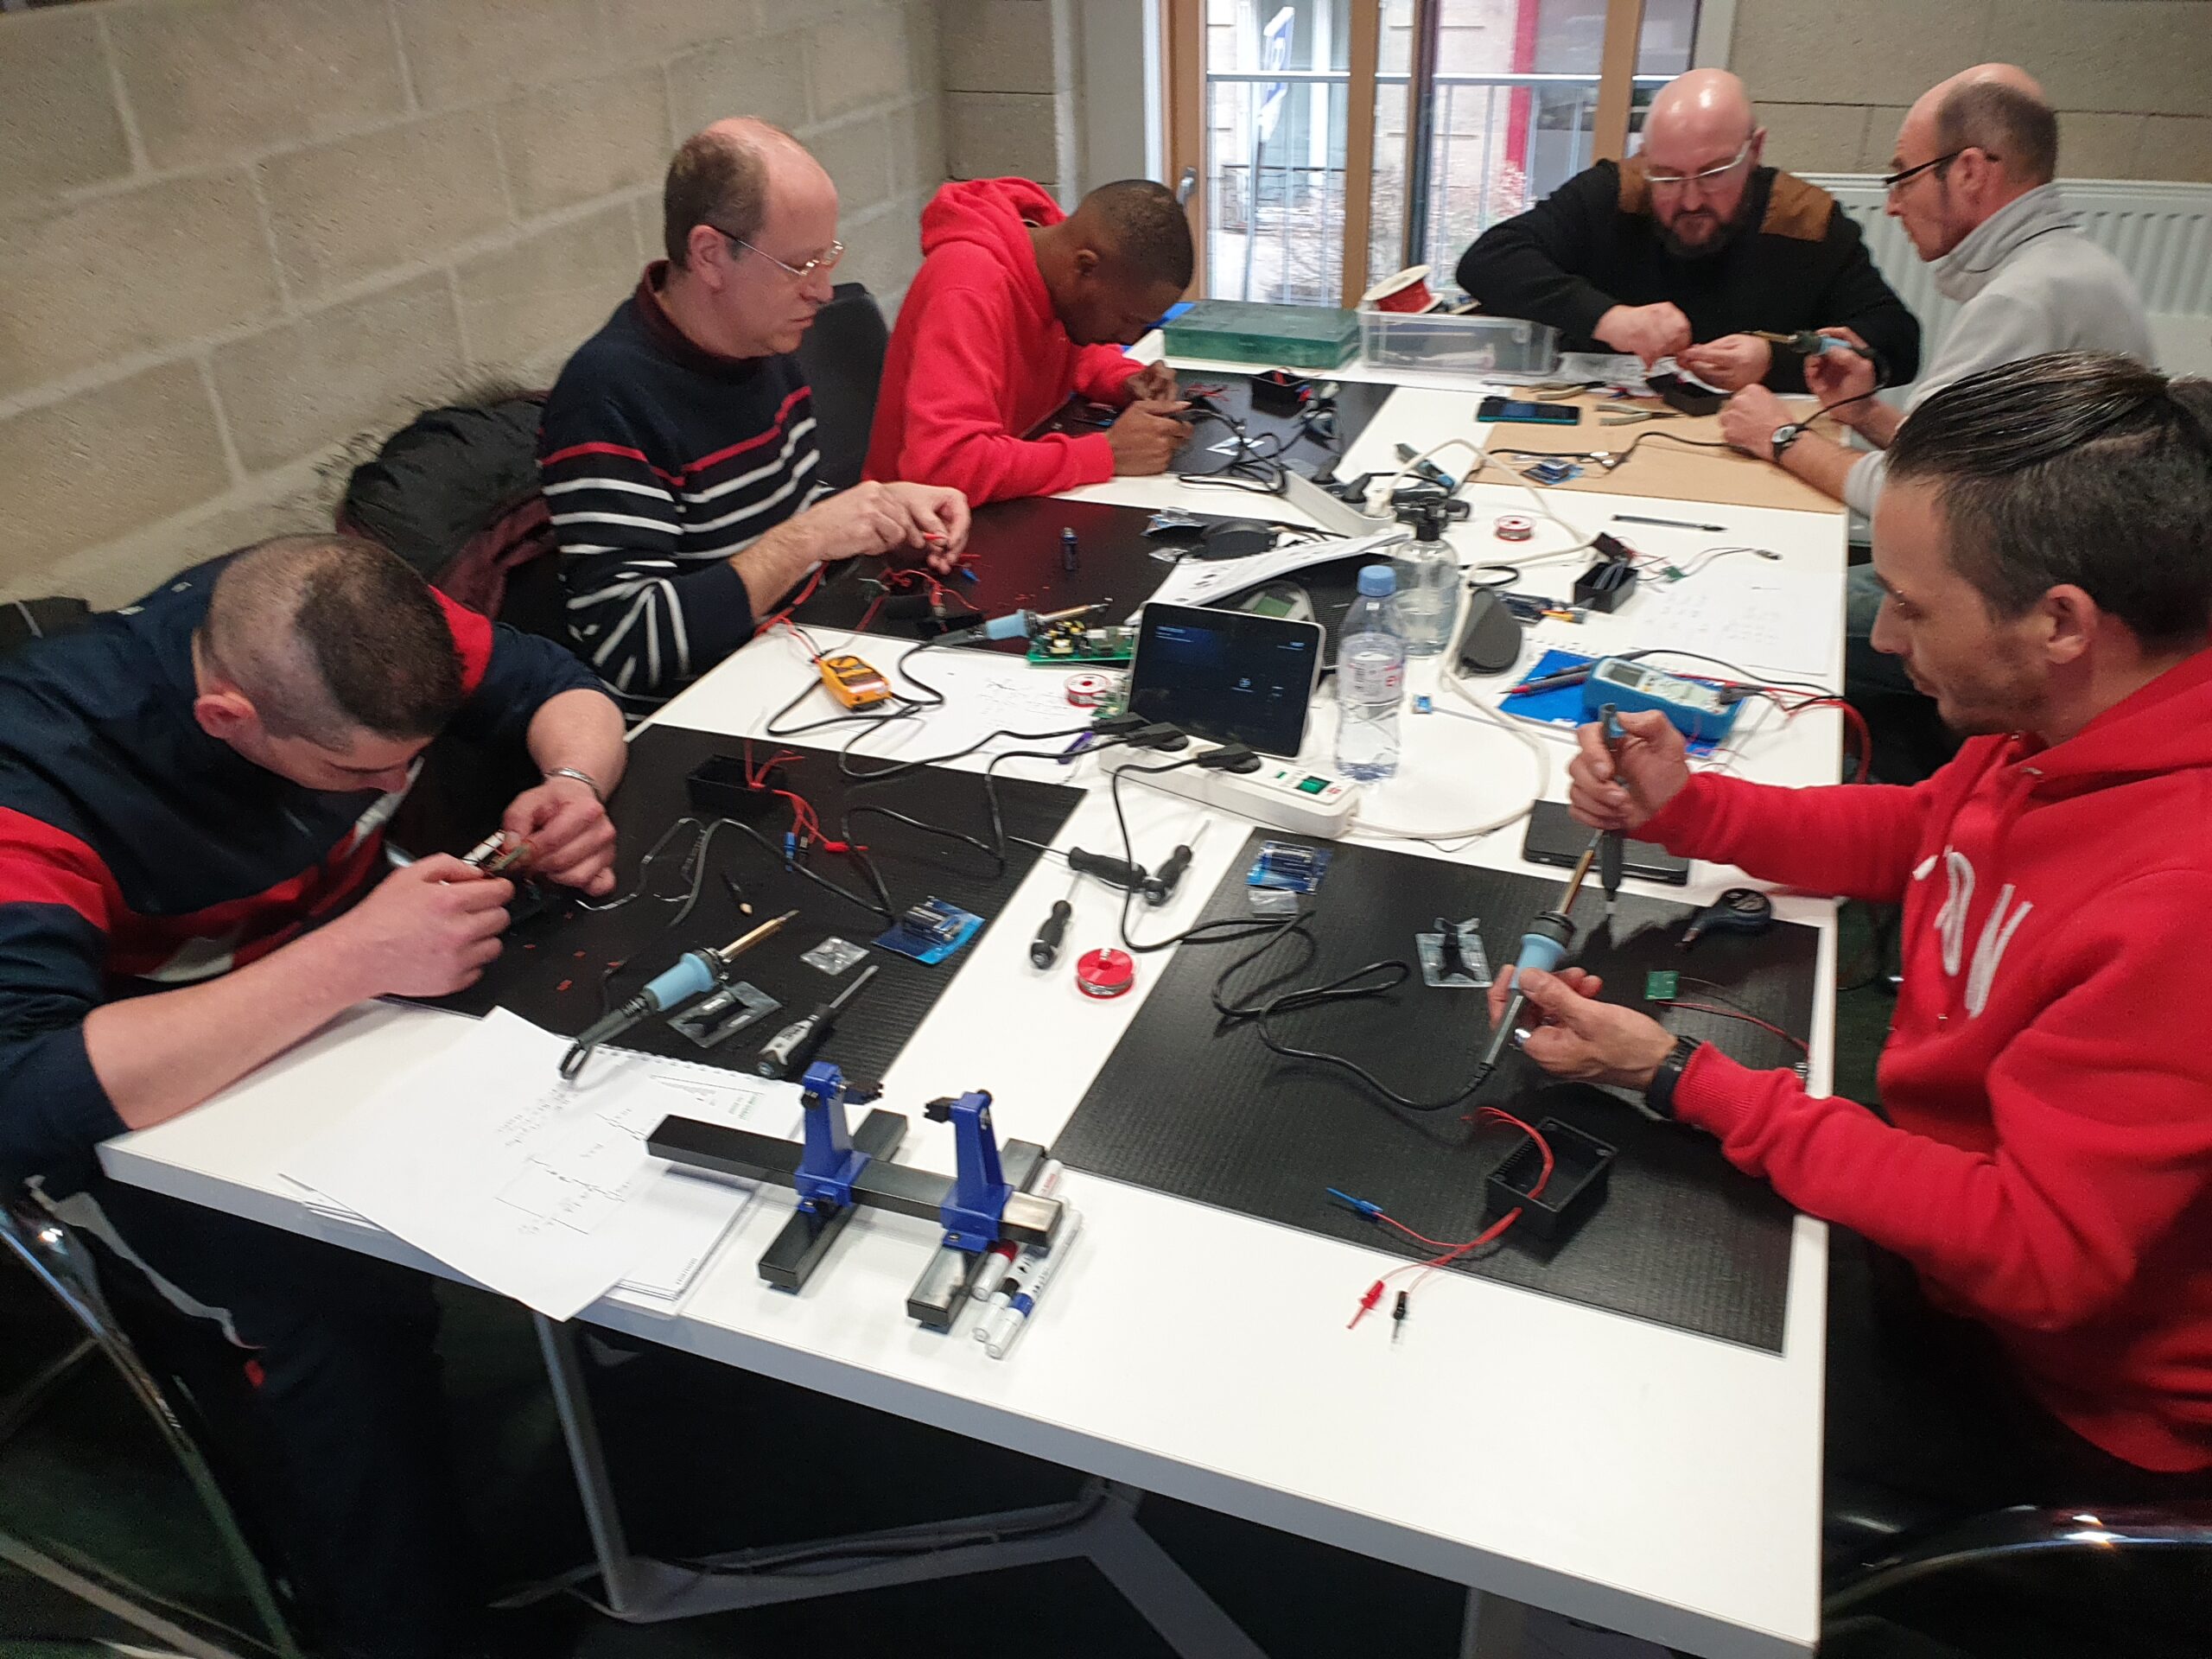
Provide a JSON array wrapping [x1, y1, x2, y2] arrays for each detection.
[[1769, 422, 1807, 464], [543, 766, 603, 803], [1644, 1036, 1705, 1120]]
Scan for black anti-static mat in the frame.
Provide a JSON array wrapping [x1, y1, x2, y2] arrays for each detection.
[[1031, 370, 1395, 485], [416, 725, 1080, 1084], [1051, 834, 1815, 1351]]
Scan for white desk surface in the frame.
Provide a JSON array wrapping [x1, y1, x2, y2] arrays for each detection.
[[102, 376, 1849, 1659]]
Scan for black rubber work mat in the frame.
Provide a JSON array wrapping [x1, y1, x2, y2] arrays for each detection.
[[416, 726, 1080, 1084], [1051, 834, 1815, 1351]]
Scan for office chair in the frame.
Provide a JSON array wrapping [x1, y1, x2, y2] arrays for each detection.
[[797, 282, 891, 491], [0, 1198, 307, 1659]]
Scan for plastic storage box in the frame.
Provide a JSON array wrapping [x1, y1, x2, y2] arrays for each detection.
[[1358, 309, 1560, 379], [1162, 300, 1359, 369]]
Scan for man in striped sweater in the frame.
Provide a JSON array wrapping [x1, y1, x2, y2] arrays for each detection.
[[541, 118, 966, 718]]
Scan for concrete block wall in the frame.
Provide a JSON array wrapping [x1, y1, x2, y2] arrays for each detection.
[[0, 0, 948, 608], [942, 0, 1079, 199], [1732, 0, 2212, 181]]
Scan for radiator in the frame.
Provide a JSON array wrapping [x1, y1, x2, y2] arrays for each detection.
[[1806, 175, 2212, 376]]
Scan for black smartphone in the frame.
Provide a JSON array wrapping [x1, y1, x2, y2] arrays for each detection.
[[1520, 799, 1692, 885], [1478, 396, 1582, 425]]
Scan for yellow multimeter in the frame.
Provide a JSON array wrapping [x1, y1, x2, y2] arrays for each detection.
[[819, 652, 892, 710]]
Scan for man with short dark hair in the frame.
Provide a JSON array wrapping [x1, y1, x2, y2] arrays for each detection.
[[1500, 353, 2212, 1503], [542, 118, 966, 718], [1455, 69, 1920, 392], [0, 533, 627, 1656], [863, 176, 1198, 505]]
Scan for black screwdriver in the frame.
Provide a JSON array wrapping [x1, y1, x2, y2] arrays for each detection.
[[1066, 845, 1149, 891], [1031, 872, 1080, 968], [1142, 819, 1209, 906], [755, 963, 880, 1079]]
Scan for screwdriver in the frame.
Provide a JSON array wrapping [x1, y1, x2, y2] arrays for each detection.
[[1471, 841, 1598, 1093], [1599, 702, 1626, 918], [1065, 846, 1149, 892], [1141, 819, 1209, 906], [756, 963, 880, 1079], [560, 910, 798, 1080], [1031, 871, 1080, 968]]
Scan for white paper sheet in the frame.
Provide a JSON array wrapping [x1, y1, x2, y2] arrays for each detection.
[[1630, 567, 1840, 683], [286, 1009, 797, 1319]]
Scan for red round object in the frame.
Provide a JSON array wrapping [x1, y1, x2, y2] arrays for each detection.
[[1495, 514, 1535, 543], [1074, 947, 1136, 998]]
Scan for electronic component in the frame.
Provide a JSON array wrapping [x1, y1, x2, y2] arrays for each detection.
[[670, 981, 781, 1049], [1645, 969, 1681, 1000], [1074, 947, 1135, 998], [1126, 601, 1324, 760], [1580, 655, 1742, 743], [800, 937, 868, 976], [1232, 582, 1315, 624], [754, 965, 880, 1079], [818, 652, 892, 710], [1478, 396, 1581, 425], [1524, 457, 1582, 486], [1416, 918, 1491, 988], [1101, 744, 1359, 837], [874, 898, 984, 965], [461, 830, 533, 875], [1248, 841, 1331, 894], [941, 601, 1111, 646], [1026, 621, 1136, 665]]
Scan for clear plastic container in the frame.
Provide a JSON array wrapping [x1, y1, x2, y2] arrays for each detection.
[[1358, 309, 1560, 379], [1334, 565, 1407, 782]]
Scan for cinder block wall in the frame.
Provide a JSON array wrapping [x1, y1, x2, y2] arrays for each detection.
[[0, 0, 948, 609], [1732, 0, 2212, 180]]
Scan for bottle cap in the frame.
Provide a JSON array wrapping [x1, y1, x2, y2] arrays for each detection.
[[1357, 564, 1397, 597]]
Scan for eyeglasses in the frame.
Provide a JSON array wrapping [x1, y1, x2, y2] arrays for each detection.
[[1646, 138, 1753, 192], [1881, 149, 1986, 193], [715, 229, 845, 282]]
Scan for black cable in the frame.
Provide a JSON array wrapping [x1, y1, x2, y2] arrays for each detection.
[[1105, 760, 1310, 954], [713, 815, 893, 922], [838, 719, 1093, 782]]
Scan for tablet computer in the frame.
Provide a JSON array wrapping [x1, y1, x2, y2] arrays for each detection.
[[1127, 602, 1325, 759]]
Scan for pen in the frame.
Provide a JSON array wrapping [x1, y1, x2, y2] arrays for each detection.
[[984, 1205, 1085, 1359], [969, 1161, 1065, 1301], [1504, 666, 1593, 696], [1611, 512, 1725, 532]]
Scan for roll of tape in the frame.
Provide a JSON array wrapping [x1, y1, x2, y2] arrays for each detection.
[[1494, 514, 1535, 543], [1065, 671, 1113, 707]]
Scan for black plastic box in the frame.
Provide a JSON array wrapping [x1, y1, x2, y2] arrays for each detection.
[[1484, 1116, 1617, 1243]]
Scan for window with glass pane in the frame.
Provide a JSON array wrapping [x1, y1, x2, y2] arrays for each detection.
[[1196, 0, 1700, 304]]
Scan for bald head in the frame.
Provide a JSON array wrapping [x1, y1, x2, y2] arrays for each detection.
[[1638, 69, 1764, 254], [663, 118, 831, 269], [1645, 68, 1755, 154], [1924, 64, 2056, 188], [201, 535, 461, 748]]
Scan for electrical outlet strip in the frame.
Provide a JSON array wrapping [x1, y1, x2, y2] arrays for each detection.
[[1100, 744, 1361, 837]]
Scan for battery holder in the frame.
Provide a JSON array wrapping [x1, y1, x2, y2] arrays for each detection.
[[1249, 370, 1309, 416], [1484, 1116, 1616, 1244], [1573, 536, 1639, 614]]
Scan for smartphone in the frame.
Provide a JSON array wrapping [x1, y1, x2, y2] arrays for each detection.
[[1479, 396, 1582, 425], [1519, 799, 1691, 886]]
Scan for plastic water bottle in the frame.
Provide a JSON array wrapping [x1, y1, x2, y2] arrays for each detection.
[[1335, 565, 1407, 781], [1391, 505, 1462, 658]]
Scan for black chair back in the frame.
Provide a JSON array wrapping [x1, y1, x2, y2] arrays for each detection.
[[797, 282, 890, 491]]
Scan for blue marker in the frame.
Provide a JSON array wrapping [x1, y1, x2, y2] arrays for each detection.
[[983, 1205, 1084, 1359]]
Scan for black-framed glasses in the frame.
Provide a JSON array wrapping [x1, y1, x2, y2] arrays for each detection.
[[712, 227, 845, 281], [1882, 149, 1984, 193]]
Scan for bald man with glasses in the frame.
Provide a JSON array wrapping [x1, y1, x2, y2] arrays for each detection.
[[540, 119, 966, 718], [1457, 69, 1920, 394]]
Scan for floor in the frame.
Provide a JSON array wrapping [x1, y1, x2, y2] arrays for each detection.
[[0, 905, 1898, 1659]]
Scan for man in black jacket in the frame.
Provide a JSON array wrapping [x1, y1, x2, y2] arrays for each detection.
[[1456, 69, 1919, 393]]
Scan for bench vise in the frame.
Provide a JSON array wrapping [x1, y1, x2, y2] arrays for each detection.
[[645, 1062, 1065, 1330]]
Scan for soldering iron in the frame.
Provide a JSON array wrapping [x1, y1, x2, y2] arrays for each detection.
[[560, 909, 797, 1080], [938, 601, 1112, 646], [1470, 839, 1599, 1093]]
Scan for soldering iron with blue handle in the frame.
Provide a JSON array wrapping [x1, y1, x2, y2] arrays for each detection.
[[560, 909, 797, 1080], [1471, 838, 1599, 1092]]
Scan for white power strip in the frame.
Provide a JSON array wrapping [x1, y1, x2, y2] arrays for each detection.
[[1100, 745, 1361, 837]]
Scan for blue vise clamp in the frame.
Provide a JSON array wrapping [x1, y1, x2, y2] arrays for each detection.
[[924, 1090, 1013, 1252], [792, 1061, 880, 1216]]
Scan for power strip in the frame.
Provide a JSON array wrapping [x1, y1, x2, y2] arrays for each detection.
[[1100, 745, 1361, 837]]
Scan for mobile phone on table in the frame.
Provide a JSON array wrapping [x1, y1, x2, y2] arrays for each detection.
[[1520, 799, 1691, 885], [1478, 396, 1581, 425]]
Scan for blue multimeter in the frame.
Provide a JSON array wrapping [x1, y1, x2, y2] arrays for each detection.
[[1580, 656, 1743, 744]]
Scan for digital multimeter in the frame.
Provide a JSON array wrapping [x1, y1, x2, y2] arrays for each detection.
[[819, 652, 892, 710], [1580, 656, 1742, 743]]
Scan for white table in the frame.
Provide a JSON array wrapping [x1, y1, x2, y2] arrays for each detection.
[[100, 376, 1850, 1659]]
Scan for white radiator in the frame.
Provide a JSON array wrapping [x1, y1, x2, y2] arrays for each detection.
[[1806, 175, 2212, 378]]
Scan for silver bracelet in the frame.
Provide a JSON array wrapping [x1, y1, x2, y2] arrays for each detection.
[[543, 766, 604, 804]]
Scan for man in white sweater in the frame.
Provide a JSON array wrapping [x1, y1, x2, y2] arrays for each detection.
[[1716, 65, 2153, 700]]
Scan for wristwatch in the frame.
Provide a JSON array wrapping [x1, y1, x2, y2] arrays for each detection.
[[1769, 422, 1808, 464], [1643, 1036, 1706, 1120], [543, 766, 604, 804]]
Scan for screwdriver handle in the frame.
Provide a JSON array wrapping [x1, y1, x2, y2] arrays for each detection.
[[1031, 899, 1073, 968], [1144, 844, 1194, 906], [1067, 846, 1147, 891]]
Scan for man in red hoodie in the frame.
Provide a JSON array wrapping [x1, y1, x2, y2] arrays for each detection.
[[865, 177, 1196, 505], [1495, 353, 2212, 1503]]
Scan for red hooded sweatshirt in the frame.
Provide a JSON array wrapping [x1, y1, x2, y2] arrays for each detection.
[[1647, 649, 2212, 1472], [865, 179, 1144, 505]]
